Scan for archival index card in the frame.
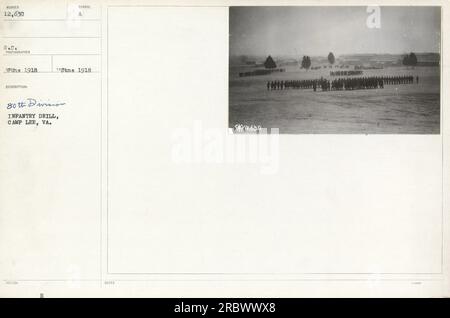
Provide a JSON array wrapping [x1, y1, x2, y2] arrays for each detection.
[[0, 0, 449, 298]]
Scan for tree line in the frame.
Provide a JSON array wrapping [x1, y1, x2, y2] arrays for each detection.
[[263, 52, 417, 70], [264, 52, 336, 70], [402, 52, 417, 66]]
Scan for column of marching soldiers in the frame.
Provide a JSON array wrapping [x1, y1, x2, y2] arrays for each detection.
[[266, 75, 418, 91]]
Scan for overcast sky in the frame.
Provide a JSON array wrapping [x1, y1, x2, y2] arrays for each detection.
[[229, 6, 441, 57]]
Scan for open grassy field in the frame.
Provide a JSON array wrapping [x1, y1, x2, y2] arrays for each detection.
[[229, 65, 440, 134]]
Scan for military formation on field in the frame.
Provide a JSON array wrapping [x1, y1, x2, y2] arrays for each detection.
[[266, 75, 418, 92], [330, 70, 363, 76]]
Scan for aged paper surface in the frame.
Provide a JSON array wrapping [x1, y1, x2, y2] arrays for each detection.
[[0, 0, 449, 297]]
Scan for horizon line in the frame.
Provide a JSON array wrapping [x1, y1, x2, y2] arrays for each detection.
[[230, 52, 441, 57]]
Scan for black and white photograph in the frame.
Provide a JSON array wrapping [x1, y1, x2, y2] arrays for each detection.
[[229, 6, 441, 134]]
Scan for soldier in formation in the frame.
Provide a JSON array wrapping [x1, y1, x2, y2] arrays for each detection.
[[330, 70, 363, 76], [266, 75, 416, 91], [381, 75, 414, 85], [267, 79, 316, 90]]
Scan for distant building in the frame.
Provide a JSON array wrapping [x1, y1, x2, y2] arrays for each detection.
[[416, 53, 440, 66]]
